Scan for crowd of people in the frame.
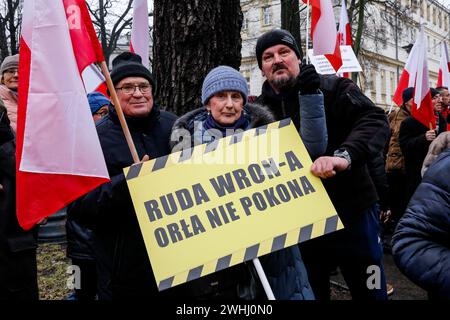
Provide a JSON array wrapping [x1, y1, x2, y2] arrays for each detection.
[[0, 29, 448, 300]]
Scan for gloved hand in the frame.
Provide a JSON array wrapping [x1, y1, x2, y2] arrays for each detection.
[[0, 107, 14, 145], [298, 63, 320, 95]]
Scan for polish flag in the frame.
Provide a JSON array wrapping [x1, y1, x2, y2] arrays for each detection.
[[411, 27, 435, 129], [64, 0, 106, 94], [337, 0, 352, 78], [130, 0, 150, 68], [304, 0, 343, 72], [437, 41, 450, 88], [392, 37, 420, 106], [17, 0, 109, 230]]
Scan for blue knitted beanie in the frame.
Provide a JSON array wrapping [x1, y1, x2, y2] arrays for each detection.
[[201, 66, 248, 105]]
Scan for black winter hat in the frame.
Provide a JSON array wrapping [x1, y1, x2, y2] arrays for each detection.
[[430, 87, 439, 98], [255, 29, 301, 69], [402, 87, 414, 104], [110, 52, 155, 90]]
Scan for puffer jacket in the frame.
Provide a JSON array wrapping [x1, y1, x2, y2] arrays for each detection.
[[386, 106, 410, 172], [171, 103, 315, 300], [392, 135, 450, 299]]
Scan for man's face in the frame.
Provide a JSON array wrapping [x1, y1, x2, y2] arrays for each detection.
[[439, 89, 449, 107], [261, 44, 301, 93], [432, 94, 442, 113], [405, 99, 413, 112], [115, 76, 153, 118]]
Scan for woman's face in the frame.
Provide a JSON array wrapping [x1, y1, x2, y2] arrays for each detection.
[[2, 68, 18, 90], [207, 90, 244, 126]]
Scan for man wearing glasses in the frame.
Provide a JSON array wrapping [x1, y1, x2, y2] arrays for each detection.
[[68, 52, 179, 300]]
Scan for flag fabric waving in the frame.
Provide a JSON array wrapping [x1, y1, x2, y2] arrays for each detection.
[[304, 0, 342, 72], [411, 27, 435, 129], [392, 38, 420, 106], [337, 0, 351, 78], [63, 0, 106, 94], [17, 0, 110, 230], [437, 41, 450, 88], [130, 0, 150, 69]]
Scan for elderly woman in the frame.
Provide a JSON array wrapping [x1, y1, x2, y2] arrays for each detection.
[[171, 65, 319, 300], [0, 54, 19, 132]]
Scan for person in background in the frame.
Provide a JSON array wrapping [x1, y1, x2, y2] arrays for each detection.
[[399, 88, 446, 203], [385, 88, 412, 239], [0, 54, 19, 132], [0, 102, 39, 300], [88, 92, 110, 122], [392, 132, 450, 300]]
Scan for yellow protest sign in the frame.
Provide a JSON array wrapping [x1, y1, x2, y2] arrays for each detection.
[[124, 119, 343, 291]]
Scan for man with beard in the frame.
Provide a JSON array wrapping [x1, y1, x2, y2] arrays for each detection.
[[255, 29, 390, 300]]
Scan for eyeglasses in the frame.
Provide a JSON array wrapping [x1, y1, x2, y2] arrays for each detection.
[[115, 83, 151, 95], [4, 68, 18, 75], [94, 109, 109, 117]]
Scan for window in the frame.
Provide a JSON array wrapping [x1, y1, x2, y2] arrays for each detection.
[[262, 7, 271, 26], [242, 12, 248, 31]]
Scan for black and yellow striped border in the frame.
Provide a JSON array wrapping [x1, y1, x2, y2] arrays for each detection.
[[158, 214, 343, 291], [124, 118, 293, 180]]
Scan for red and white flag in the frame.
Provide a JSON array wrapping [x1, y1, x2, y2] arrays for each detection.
[[64, 0, 106, 94], [130, 0, 150, 68], [392, 36, 420, 106], [411, 27, 435, 129], [437, 41, 450, 88], [337, 0, 351, 78], [304, 0, 343, 72], [17, 0, 109, 230]]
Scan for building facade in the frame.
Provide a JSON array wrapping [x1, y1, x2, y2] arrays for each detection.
[[240, 0, 450, 109]]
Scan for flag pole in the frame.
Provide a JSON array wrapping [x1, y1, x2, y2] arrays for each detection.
[[306, 0, 310, 64], [100, 61, 140, 164], [253, 258, 276, 300]]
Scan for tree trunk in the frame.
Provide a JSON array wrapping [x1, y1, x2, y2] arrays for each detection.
[[153, 0, 243, 115], [281, 0, 303, 60], [352, 0, 365, 83], [7, 0, 18, 54]]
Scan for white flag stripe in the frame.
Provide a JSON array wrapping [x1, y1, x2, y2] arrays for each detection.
[[82, 63, 105, 93], [131, 0, 150, 68], [414, 27, 429, 108], [313, 0, 337, 55], [440, 42, 450, 87], [20, 0, 108, 179]]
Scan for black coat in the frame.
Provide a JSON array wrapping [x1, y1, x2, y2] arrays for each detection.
[[392, 148, 450, 299], [0, 135, 38, 299], [257, 75, 389, 224], [399, 115, 446, 201], [68, 105, 179, 299]]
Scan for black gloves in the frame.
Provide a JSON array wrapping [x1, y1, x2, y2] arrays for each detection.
[[0, 107, 14, 145], [298, 63, 321, 95]]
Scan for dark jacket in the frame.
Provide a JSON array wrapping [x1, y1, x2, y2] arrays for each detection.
[[65, 218, 95, 260], [392, 147, 450, 299], [367, 152, 389, 211], [0, 113, 38, 299], [68, 105, 179, 300], [399, 116, 446, 201], [257, 75, 389, 224], [171, 103, 315, 300]]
